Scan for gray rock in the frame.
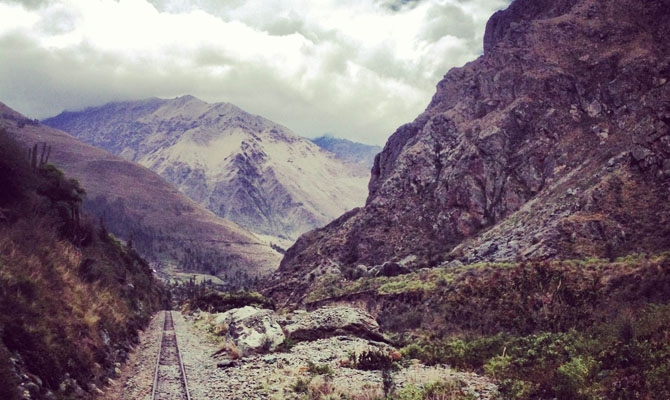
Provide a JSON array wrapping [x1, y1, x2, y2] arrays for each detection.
[[283, 306, 384, 342], [214, 306, 285, 356]]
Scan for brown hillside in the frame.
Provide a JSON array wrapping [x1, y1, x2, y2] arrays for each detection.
[[0, 102, 281, 282]]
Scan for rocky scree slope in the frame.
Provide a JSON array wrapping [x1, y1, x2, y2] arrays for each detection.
[[1, 103, 281, 280], [43, 96, 369, 242], [266, 0, 670, 303]]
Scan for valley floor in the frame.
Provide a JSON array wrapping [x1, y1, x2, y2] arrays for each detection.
[[101, 311, 498, 400]]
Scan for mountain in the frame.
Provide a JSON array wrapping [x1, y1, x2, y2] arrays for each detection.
[[0, 102, 281, 283], [265, 0, 670, 302], [43, 96, 369, 242], [310, 135, 381, 169]]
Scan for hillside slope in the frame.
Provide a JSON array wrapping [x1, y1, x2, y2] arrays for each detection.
[[43, 96, 369, 241], [1, 103, 281, 283], [266, 0, 670, 302]]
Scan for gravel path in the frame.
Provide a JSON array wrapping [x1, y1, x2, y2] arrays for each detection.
[[99, 311, 498, 400], [99, 312, 164, 400]]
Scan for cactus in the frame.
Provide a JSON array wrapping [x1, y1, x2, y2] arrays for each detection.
[[28, 142, 53, 169], [39, 143, 51, 166]]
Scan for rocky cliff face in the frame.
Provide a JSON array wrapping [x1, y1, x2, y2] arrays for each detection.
[[43, 96, 369, 242], [266, 0, 670, 302]]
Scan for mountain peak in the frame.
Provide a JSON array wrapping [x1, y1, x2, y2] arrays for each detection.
[[43, 97, 371, 242], [266, 0, 670, 303]]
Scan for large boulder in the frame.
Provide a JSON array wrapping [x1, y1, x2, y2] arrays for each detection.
[[214, 306, 285, 355], [282, 306, 385, 342]]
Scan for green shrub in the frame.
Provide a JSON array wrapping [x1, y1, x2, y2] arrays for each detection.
[[395, 380, 473, 400], [354, 349, 397, 371], [483, 355, 512, 380], [307, 361, 334, 377], [555, 356, 599, 399]]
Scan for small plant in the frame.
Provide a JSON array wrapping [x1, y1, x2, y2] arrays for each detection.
[[307, 361, 334, 377], [277, 336, 296, 352], [354, 349, 397, 371], [292, 377, 310, 394]]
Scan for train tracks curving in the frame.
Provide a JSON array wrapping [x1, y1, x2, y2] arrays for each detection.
[[151, 311, 191, 400]]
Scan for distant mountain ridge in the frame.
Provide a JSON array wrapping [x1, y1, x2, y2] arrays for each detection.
[[310, 135, 381, 169], [1, 102, 281, 283], [44, 96, 370, 242]]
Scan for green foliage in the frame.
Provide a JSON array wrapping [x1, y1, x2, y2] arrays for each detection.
[[483, 355, 512, 380], [395, 380, 474, 400], [555, 356, 599, 399], [401, 304, 670, 399]]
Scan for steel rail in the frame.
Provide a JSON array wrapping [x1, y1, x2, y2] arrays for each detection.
[[150, 311, 191, 400]]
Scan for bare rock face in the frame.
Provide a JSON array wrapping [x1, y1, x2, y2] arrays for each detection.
[[266, 0, 670, 303]]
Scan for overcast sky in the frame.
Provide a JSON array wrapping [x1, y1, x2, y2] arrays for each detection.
[[0, 0, 509, 145]]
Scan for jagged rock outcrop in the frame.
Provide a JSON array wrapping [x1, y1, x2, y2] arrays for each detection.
[[265, 0, 670, 303], [43, 97, 369, 242]]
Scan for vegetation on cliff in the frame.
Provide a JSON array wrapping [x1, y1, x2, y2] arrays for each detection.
[[303, 254, 670, 399], [0, 129, 165, 399]]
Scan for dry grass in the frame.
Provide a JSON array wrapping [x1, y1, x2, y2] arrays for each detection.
[[0, 212, 162, 395]]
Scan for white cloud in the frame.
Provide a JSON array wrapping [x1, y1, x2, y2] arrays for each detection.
[[0, 0, 509, 145]]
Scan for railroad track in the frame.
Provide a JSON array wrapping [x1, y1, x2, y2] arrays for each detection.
[[151, 311, 191, 400]]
